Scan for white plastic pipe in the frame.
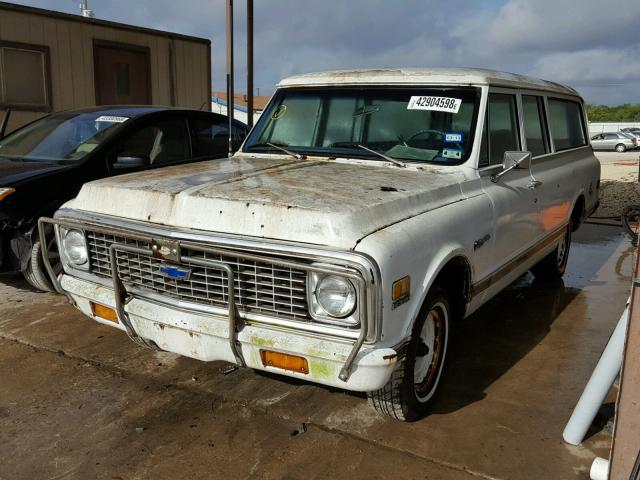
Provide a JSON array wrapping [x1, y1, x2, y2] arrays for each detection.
[[563, 304, 629, 446], [590, 457, 609, 480]]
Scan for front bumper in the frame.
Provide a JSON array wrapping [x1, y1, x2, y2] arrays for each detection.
[[62, 274, 397, 392]]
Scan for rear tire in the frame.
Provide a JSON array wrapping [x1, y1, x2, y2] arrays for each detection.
[[367, 287, 450, 421], [615, 143, 626, 153], [531, 223, 571, 280], [22, 232, 61, 292]]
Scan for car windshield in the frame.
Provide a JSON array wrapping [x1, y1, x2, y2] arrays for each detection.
[[244, 87, 480, 164], [0, 110, 139, 163]]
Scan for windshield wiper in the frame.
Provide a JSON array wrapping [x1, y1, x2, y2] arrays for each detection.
[[248, 142, 305, 160], [356, 144, 407, 168], [267, 142, 304, 160]]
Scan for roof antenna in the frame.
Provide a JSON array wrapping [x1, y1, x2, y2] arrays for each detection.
[[80, 0, 95, 18]]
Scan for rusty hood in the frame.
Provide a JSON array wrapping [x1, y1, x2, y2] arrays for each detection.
[[67, 156, 467, 249]]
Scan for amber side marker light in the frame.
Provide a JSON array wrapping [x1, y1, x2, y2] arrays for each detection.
[[392, 275, 411, 308], [0, 188, 16, 202], [90, 302, 118, 323], [260, 350, 309, 374]]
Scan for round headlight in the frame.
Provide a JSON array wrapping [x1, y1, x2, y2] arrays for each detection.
[[63, 229, 88, 265], [315, 275, 356, 318]]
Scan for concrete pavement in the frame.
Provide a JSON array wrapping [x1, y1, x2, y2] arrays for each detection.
[[0, 224, 634, 480]]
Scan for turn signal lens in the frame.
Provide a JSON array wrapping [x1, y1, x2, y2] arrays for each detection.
[[392, 276, 411, 307], [90, 302, 118, 323], [0, 187, 15, 202], [260, 350, 309, 374]]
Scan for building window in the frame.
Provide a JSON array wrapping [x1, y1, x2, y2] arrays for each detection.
[[0, 42, 51, 111]]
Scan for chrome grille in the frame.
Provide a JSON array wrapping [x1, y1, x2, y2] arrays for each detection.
[[86, 231, 310, 321]]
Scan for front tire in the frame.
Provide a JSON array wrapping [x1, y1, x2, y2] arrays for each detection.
[[23, 232, 61, 292], [615, 143, 626, 153], [367, 287, 450, 421], [531, 223, 571, 280]]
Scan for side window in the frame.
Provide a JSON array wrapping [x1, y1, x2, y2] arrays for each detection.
[[479, 93, 520, 166], [192, 117, 229, 158], [231, 122, 248, 149], [547, 98, 586, 151], [112, 118, 190, 165], [522, 95, 549, 156]]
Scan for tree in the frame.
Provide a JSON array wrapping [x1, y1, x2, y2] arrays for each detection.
[[587, 104, 640, 122]]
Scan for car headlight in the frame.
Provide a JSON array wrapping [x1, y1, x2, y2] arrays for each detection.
[[0, 187, 15, 202], [308, 272, 358, 325], [62, 229, 88, 266]]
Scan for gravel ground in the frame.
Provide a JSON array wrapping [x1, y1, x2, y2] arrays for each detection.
[[593, 151, 640, 218]]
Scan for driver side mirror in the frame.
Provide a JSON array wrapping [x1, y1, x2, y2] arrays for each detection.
[[113, 154, 150, 170], [491, 151, 532, 183]]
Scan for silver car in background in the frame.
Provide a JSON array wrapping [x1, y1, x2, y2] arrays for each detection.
[[590, 132, 637, 152], [620, 127, 640, 141]]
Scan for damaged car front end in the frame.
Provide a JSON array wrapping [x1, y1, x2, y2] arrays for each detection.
[[39, 210, 396, 391]]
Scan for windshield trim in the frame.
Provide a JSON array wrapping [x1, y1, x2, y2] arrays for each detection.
[[243, 85, 481, 166]]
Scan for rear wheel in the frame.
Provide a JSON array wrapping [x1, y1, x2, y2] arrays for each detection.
[[367, 287, 450, 421], [615, 143, 626, 153], [531, 223, 571, 280], [23, 228, 61, 292]]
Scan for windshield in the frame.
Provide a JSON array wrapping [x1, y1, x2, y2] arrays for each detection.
[[244, 87, 480, 164], [0, 111, 136, 163]]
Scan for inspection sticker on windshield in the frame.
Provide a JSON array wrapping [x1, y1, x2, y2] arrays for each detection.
[[445, 132, 464, 143], [442, 148, 462, 160], [95, 115, 129, 123], [407, 96, 462, 113]]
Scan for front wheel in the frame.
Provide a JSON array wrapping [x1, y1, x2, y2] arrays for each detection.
[[367, 287, 450, 421], [23, 229, 61, 292], [531, 223, 572, 280], [615, 143, 626, 153]]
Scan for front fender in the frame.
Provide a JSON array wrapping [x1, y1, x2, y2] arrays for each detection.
[[355, 201, 480, 346]]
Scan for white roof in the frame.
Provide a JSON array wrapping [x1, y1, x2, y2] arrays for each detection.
[[278, 68, 579, 96]]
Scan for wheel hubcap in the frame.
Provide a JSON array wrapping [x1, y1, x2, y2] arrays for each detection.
[[556, 235, 567, 267], [43, 227, 63, 275], [414, 303, 447, 401]]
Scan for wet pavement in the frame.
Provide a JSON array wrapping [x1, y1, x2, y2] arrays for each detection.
[[0, 224, 634, 480]]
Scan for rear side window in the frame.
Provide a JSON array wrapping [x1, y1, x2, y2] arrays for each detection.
[[522, 95, 550, 157], [548, 99, 586, 151], [192, 117, 229, 158], [479, 93, 520, 166]]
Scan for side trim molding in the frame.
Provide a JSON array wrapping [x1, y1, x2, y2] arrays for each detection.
[[472, 224, 568, 297]]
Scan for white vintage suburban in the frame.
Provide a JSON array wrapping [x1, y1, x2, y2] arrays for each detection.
[[41, 69, 600, 421]]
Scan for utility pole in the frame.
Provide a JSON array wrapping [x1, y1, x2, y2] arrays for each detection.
[[80, 0, 95, 18], [246, 0, 254, 129], [226, 0, 234, 157]]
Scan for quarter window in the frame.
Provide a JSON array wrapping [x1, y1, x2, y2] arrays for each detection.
[[522, 95, 549, 156], [0, 42, 50, 111], [548, 98, 586, 151], [479, 93, 520, 166]]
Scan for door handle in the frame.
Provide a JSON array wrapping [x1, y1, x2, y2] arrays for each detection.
[[527, 180, 543, 189]]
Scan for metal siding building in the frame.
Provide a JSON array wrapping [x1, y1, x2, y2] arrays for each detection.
[[0, 1, 211, 134]]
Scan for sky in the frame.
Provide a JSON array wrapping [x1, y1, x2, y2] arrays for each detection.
[[8, 0, 640, 105]]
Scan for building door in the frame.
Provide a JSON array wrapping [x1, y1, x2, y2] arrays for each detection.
[[94, 41, 151, 105]]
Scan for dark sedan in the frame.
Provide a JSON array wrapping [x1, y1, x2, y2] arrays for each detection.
[[0, 106, 248, 291]]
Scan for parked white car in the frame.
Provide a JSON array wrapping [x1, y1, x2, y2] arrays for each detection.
[[41, 69, 600, 421]]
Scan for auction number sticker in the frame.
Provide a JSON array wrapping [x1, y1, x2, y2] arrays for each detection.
[[407, 96, 462, 113], [95, 115, 129, 123]]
